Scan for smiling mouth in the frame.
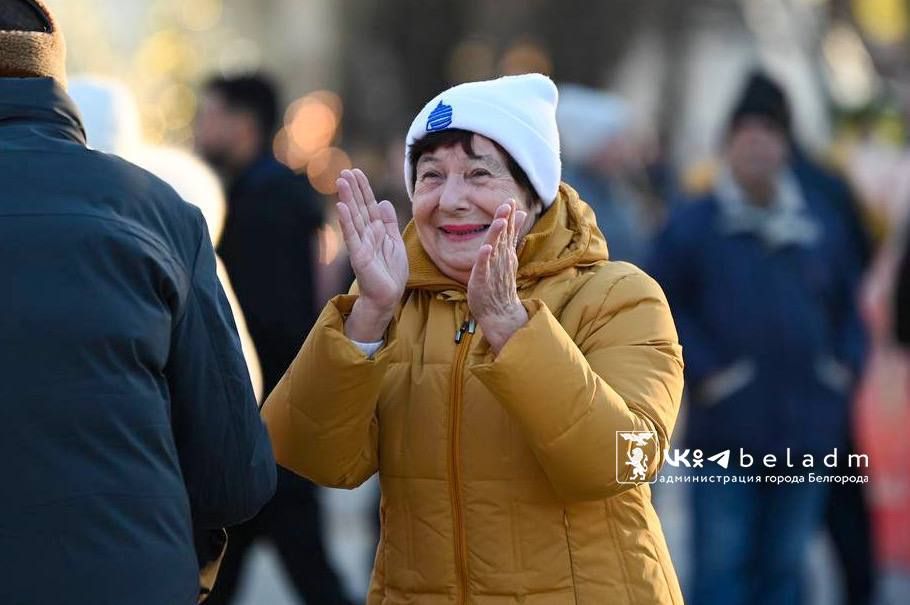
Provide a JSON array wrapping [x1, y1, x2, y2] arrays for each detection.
[[439, 224, 490, 235]]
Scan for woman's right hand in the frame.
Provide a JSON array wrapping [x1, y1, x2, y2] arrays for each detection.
[[336, 169, 408, 342]]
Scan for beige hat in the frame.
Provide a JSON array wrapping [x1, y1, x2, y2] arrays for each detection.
[[0, 0, 67, 86]]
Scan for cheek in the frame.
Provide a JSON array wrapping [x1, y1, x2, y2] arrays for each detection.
[[470, 184, 515, 217], [411, 196, 435, 227]]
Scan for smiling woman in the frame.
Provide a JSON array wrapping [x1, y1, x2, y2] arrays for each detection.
[[410, 130, 542, 286], [262, 73, 686, 604]]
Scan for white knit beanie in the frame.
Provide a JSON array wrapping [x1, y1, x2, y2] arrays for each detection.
[[404, 73, 562, 207]]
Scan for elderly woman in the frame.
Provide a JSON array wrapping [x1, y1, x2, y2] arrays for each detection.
[[263, 74, 684, 604]]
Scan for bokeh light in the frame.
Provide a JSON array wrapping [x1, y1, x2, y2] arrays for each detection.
[[137, 30, 197, 77], [180, 0, 223, 32], [852, 0, 909, 45], [275, 91, 344, 172], [823, 23, 880, 109], [447, 39, 497, 84], [318, 225, 342, 266], [499, 40, 553, 76], [306, 147, 352, 195]]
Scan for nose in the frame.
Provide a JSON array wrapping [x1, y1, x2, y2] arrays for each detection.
[[438, 174, 471, 214]]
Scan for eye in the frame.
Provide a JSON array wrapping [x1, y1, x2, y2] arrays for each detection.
[[469, 168, 491, 179], [418, 170, 442, 182]]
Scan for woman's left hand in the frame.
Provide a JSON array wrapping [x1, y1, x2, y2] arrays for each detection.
[[467, 200, 529, 354]]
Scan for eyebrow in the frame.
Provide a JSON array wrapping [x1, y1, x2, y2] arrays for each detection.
[[416, 155, 440, 167], [474, 155, 505, 172], [415, 153, 505, 171]]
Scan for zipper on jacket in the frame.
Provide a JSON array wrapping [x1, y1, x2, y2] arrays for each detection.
[[454, 318, 476, 344], [449, 315, 475, 603]]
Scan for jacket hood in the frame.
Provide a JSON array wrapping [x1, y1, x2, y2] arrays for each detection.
[[403, 182, 609, 292], [0, 76, 84, 144]]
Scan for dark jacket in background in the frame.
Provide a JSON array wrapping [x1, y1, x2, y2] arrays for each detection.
[[217, 155, 324, 395], [649, 171, 865, 456], [791, 147, 872, 268], [0, 78, 276, 605]]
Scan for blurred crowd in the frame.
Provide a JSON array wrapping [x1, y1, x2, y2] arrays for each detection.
[[65, 63, 909, 605], [7, 1, 910, 604]]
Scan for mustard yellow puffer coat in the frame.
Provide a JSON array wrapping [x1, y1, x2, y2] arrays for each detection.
[[263, 184, 685, 604]]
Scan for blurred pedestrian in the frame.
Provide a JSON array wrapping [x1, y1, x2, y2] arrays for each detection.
[[194, 73, 352, 605], [557, 84, 661, 265], [263, 73, 685, 603], [649, 71, 866, 605], [0, 2, 276, 604]]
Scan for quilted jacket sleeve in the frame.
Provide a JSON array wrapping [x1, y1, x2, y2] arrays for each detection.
[[261, 293, 396, 489], [471, 267, 683, 502]]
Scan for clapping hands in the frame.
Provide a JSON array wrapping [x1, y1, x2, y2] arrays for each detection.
[[336, 169, 408, 342], [467, 200, 529, 354]]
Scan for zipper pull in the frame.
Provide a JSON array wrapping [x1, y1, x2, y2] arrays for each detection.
[[455, 321, 467, 344], [454, 318, 476, 344]]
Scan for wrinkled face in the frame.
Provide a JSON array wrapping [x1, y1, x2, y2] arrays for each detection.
[[193, 92, 258, 177], [727, 116, 788, 191], [412, 134, 538, 284]]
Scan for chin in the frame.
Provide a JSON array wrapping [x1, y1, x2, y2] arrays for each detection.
[[434, 256, 474, 280]]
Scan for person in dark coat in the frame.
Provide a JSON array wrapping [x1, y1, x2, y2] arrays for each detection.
[[194, 73, 352, 605], [649, 71, 866, 605], [195, 75, 325, 394], [0, 2, 277, 604]]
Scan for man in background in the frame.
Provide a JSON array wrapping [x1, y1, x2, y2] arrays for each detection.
[[649, 71, 865, 605], [0, 2, 276, 603], [194, 73, 352, 605]]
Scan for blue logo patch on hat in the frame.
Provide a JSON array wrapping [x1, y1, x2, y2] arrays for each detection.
[[426, 101, 453, 132]]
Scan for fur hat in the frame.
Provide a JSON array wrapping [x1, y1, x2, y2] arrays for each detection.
[[0, 0, 67, 86]]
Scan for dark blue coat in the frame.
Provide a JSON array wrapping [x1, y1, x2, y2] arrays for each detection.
[[648, 172, 865, 456], [0, 78, 276, 604]]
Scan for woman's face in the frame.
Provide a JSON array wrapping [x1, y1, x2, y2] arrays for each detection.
[[412, 134, 537, 284]]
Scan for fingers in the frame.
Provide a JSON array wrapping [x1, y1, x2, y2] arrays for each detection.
[[337, 177, 367, 236], [493, 199, 513, 261], [339, 169, 372, 228], [353, 168, 383, 224], [377, 200, 401, 239], [336, 201, 362, 251], [470, 244, 494, 289], [479, 215, 506, 250], [514, 211, 527, 248], [506, 199, 516, 253]]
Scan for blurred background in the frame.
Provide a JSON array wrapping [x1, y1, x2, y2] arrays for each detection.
[[44, 0, 910, 603]]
